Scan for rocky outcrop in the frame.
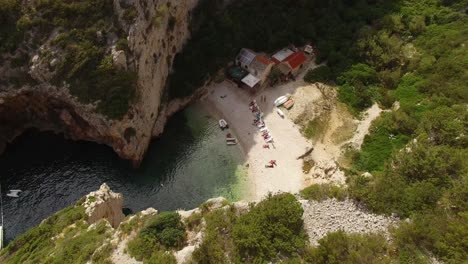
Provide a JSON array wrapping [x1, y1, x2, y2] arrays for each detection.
[[84, 183, 125, 228], [300, 198, 398, 245], [310, 160, 346, 184], [0, 0, 200, 166]]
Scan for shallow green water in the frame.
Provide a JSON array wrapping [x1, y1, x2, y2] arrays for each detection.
[[0, 104, 247, 243]]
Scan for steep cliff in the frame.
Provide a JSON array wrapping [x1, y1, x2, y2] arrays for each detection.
[[0, 0, 199, 166]]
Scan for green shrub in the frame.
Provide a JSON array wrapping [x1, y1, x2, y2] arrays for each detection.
[[232, 193, 307, 263], [44, 221, 111, 264], [145, 251, 177, 264], [128, 212, 185, 262], [305, 231, 397, 263], [300, 184, 348, 201], [191, 208, 237, 263], [185, 212, 203, 231]]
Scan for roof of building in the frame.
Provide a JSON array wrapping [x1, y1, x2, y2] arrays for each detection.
[[271, 48, 294, 64], [236, 48, 257, 66], [255, 55, 273, 65], [284, 51, 306, 69], [249, 55, 273, 76], [241, 74, 261, 88]]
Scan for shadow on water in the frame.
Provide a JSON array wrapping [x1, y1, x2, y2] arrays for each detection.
[[0, 104, 246, 243]]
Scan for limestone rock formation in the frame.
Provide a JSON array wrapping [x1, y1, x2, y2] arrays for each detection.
[[300, 198, 398, 245], [84, 183, 125, 228], [0, 0, 200, 166]]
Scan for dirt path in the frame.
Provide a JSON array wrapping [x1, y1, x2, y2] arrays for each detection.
[[345, 103, 383, 149]]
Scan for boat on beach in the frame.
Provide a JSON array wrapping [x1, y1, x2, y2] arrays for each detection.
[[227, 139, 238, 145], [283, 99, 295, 109], [276, 108, 285, 118], [219, 119, 229, 130], [274, 96, 288, 107]]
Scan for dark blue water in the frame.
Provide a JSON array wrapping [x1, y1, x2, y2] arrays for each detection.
[[0, 105, 247, 243]]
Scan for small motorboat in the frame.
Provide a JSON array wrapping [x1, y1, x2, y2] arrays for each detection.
[[227, 139, 238, 145], [274, 96, 288, 107], [276, 108, 285, 118], [226, 137, 237, 142], [6, 190, 22, 198], [257, 122, 265, 128], [226, 133, 236, 140], [265, 136, 274, 143], [260, 127, 268, 132], [219, 119, 228, 130]]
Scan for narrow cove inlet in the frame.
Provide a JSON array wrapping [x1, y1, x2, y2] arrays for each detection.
[[0, 104, 248, 244]]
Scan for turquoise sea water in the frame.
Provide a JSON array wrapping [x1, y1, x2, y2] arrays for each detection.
[[0, 104, 247, 243]]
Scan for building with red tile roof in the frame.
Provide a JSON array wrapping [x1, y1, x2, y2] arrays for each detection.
[[277, 51, 307, 76]]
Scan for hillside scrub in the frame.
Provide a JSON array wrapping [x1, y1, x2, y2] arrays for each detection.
[[127, 212, 185, 263], [302, 0, 467, 261], [304, 231, 398, 264], [0, 202, 114, 264], [233, 193, 307, 262], [2, 0, 136, 119], [300, 184, 348, 201]]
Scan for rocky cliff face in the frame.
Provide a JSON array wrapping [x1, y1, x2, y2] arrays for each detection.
[[0, 0, 199, 166], [84, 183, 125, 228]]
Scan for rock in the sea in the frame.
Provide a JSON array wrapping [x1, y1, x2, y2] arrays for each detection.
[[84, 183, 125, 228]]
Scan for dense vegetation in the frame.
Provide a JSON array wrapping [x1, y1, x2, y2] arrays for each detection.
[[192, 193, 308, 263], [127, 212, 183, 263], [302, 0, 467, 262], [168, 0, 466, 261], [1, 0, 136, 119], [300, 183, 348, 201], [0, 201, 113, 264], [0, 0, 23, 53]]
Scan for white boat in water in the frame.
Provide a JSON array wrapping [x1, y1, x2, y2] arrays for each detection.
[[276, 108, 285, 118], [6, 190, 21, 198], [274, 96, 288, 107], [219, 119, 228, 130]]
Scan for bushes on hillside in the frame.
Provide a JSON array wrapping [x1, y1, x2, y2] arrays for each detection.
[[191, 208, 237, 263], [127, 212, 185, 262], [232, 193, 307, 262], [4, 0, 137, 119], [305, 231, 396, 263], [0, 205, 89, 263], [300, 184, 348, 201], [304, 66, 333, 84]]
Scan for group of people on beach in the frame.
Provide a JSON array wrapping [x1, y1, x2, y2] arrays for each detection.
[[249, 100, 277, 168]]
